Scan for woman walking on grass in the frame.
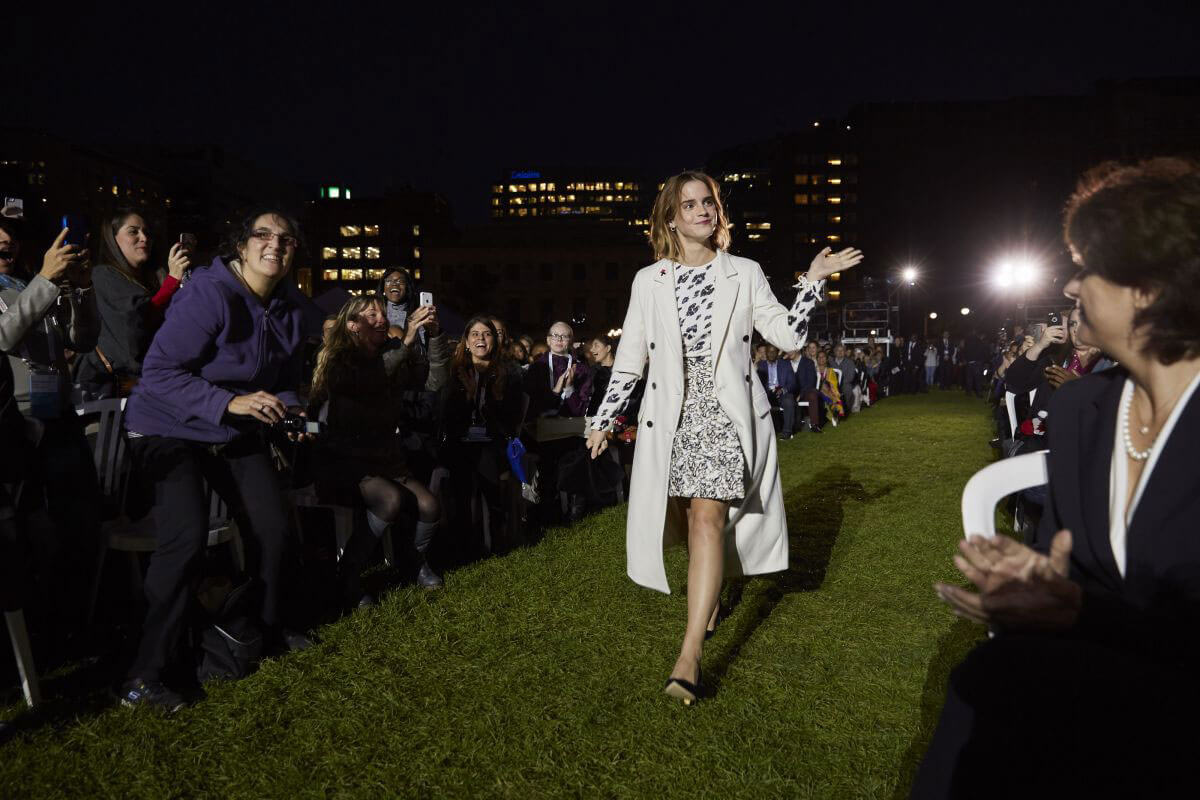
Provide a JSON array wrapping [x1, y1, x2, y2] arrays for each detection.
[[585, 171, 862, 704]]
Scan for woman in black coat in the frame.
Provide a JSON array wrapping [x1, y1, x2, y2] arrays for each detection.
[[916, 158, 1200, 798]]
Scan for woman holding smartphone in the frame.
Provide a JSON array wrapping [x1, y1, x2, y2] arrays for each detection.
[[74, 208, 191, 397], [585, 171, 862, 703]]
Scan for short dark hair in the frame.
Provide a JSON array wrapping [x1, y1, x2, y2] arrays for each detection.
[[1065, 157, 1200, 364], [222, 208, 304, 262]]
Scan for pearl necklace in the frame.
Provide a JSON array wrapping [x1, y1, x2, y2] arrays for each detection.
[[1120, 384, 1154, 462]]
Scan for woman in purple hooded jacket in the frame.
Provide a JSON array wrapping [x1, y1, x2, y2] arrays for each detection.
[[119, 210, 311, 712]]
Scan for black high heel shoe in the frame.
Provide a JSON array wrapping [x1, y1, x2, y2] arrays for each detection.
[[663, 668, 703, 706]]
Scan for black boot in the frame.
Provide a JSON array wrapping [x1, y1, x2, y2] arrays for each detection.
[[337, 530, 378, 610]]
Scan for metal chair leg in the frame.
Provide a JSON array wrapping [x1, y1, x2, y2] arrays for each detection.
[[5, 609, 41, 708]]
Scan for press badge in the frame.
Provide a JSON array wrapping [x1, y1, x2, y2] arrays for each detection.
[[28, 369, 63, 420]]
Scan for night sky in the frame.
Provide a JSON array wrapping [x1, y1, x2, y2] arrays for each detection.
[[11, 2, 1200, 224]]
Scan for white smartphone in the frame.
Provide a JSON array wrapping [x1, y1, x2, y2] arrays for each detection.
[[419, 291, 433, 307]]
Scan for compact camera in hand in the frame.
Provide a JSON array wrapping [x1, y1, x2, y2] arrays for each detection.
[[271, 414, 321, 435], [1046, 311, 1063, 327]]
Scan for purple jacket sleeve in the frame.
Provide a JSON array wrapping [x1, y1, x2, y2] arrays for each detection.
[[139, 280, 235, 427], [562, 360, 593, 417]]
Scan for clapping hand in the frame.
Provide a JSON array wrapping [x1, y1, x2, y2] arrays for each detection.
[[935, 530, 1082, 632], [807, 246, 864, 282], [554, 363, 576, 394]]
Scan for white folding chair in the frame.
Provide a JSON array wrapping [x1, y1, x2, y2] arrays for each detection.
[[960, 451, 1049, 538], [82, 399, 245, 625]]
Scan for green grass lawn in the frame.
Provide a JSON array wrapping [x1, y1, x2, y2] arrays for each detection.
[[2, 391, 993, 798]]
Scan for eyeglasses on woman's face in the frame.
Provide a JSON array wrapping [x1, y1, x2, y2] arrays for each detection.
[[250, 229, 298, 249]]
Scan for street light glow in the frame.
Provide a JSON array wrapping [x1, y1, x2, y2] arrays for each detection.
[[929, 312, 938, 320], [961, 307, 971, 316], [902, 267, 918, 283]]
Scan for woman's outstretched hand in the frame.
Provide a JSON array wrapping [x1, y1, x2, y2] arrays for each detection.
[[586, 428, 608, 459], [807, 247, 864, 282], [935, 529, 1082, 632]]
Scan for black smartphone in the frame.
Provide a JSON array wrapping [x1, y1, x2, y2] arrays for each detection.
[[61, 214, 88, 249], [179, 233, 198, 252], [1046, 311, 1063, 327]]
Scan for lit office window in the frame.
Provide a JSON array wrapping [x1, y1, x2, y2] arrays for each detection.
[[546, 182, 555, 191], [322, 247, 337, 260], [342, 269, 363, 281], [518, 208, 528, 216], [348, 289, 361, 296], [748, 234, 762, 240], [322, 269, 339, 281], [827, 290, 841, 299], [363, 224, 380, 236], [528, 183, 537, 192], [340, 225, 360, 237], [828, 158, 842, 166], [828, 197, 842, 205], [111, 185, 119, 195], [492, 198, 500, 206], [828, 178, 842, 185], [413, 268, 421, 279], [342, 247, 361, 259], [745, 222, 772, 230], [829, 215, 842, 224], [368, 269, 386, 280], [493, 185, 504, 193], [365, 247, 380, 260], [539, 182, 546, 191], [794, 194, 809, 205], [509, 184, 519, 193], [827, 234, 841, 242], [412, 247, 421, 259]]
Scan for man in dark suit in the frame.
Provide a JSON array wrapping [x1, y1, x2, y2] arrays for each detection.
[[794, 340, 824, 432], [756, 345, 799, 439], [936, 331, 956, 388]]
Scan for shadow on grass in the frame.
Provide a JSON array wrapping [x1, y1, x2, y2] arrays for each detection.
[[702, 464, 896, 692], [890, 618, 982, 799]]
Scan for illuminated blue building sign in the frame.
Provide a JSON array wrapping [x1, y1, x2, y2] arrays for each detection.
[[510, 170, 541, 180]]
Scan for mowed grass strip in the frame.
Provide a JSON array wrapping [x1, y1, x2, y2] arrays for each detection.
[[2, 391, 991, 798]]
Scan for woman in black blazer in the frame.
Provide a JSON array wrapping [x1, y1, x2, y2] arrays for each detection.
[[915, 158, 1200, 798]]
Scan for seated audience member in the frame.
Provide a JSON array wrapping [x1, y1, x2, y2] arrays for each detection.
[[439, 316, 525, 554], [528, 340, 549, 362], [308, 296, 447, 603], [795, 340, 824, 432], [916, 158, 1200, 798], [74, 208, 189, 397], [753, 342, 768, 364], [379, 268, 417, 340], [120, 210, 313, 712], [586, 334, 617, 418], [832, 343, 858, 413], [1003, 308, 1102, 452], [816, 350, 844, 421], [756, 344, 798, 439], [0, 222, 101, 627], [524, 321, 594, 521]]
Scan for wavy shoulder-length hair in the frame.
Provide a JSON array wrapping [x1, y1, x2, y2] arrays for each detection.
[[648, 170, 732, 262], [450, 315, 512, 401], [309, 295, 384, 405]]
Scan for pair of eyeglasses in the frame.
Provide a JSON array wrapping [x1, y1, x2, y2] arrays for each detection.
[[250, 229, 298, 249], [384, 279, 406, 286], [549, 333, 571, 341]]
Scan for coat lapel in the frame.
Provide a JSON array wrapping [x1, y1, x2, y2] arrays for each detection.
[[1078, 375, 1124, 588], [651, 260, 683, 359], [711, 252, 740, 371], [1125, 378, 1200, 570]]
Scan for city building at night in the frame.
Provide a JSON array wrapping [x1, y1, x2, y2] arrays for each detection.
[[305, 187, 453, 298], [490, 167, 653, 233]]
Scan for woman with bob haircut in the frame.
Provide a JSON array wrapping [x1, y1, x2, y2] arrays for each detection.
[[917, 158, 1200, 797], [585, 170, 862, 703]]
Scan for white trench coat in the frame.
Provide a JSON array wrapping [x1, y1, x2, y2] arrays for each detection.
[[612, 250, 821, 593]]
